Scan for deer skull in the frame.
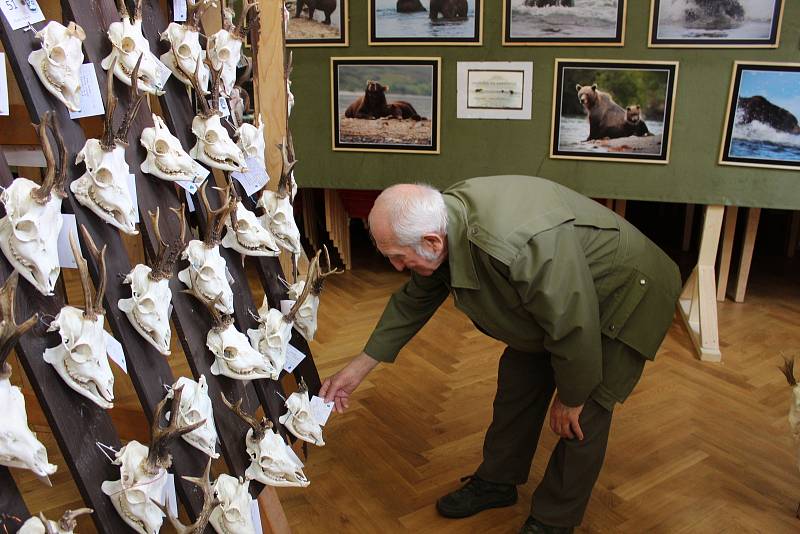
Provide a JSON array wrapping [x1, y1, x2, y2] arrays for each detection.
[[160, 22, 209, 92], [72, 139, 138, 235], [167, 376, 219, 459], [279, 382, 324, 447], [288, 280, 318, 342], [0, 364, 58, 480], [190, 113, 247, 172], [247, 298, 291, 372], [206, 28, 242, 96], [222, 201, 280, 257], [208, 321, 278, 381], [210, 474, 256, 534], [102, 14, 165, 95], [18, 509, 93, 534], [178, 240, 234, 315], [245, 426, 309, 488], [27, 21, 86, 112], [235, 116, 265, 170], [118, 264, 172, 355], [258, 190, 301, 255], [140, 114, 203, 184]]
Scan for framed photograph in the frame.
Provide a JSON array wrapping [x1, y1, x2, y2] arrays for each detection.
[[503, 0, 626, 46], [331, 57, 441, 154], [369, 0, 483, 45], [287, 0, 349, 46], [649, 0, 784, 48], [719, 62, 800, 171], [457, 61, 533, 120], [550, 59, 679, 164]]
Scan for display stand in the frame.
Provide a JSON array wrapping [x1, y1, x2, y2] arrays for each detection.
[[679, 205, 725, 362]]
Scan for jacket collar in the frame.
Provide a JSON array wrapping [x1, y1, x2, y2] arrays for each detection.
[[444, 195, 480, 290]]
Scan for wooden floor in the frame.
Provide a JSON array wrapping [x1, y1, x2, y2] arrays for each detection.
[[10, 250, 800, 533]]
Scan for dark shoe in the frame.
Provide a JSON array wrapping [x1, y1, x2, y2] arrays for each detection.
[[436, 475, 517, 518], [519, 515, 574, 534]]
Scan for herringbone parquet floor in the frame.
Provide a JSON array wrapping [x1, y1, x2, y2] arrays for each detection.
[[9, 249, 800, 533]]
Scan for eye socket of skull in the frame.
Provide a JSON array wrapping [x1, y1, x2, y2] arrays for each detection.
[[154, 138, 171, 156], [49, 45, 67, 65], [177, 43, 193, 59], [93, 167, 115, 187], [69, 342, 95, 364], [222, 507, 244, 523], [184, 408, 203, 423], [217, 47, 231, 62], [124, 488, 148, 505], [267, 333, 283, 348], [235, 218, 251, 232], [273, 211, 287, 224], [136, 297, 157, 314], [121, 36, 137, 54], [204, 130, 220, 144], [198, 265, 217, 281], [221, 347, 238, 360], [13, 218, 39, 242]]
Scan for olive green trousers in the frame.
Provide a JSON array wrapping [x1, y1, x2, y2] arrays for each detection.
[[475, 345, 638, 528]]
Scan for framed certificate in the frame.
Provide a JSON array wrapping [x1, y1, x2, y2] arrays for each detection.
[[457, 62, 533, 120]]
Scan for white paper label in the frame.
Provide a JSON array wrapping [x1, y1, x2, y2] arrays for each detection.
[[0, 0, 44, 31], [0, 53, 8, 116], [176, 180, 198, 194], [218, 97, 230, 118], [105, 331, 128, 374], [127, 174, 139, 223], [231, 157, 269, 197], [250, 500, 264, 534], [156, 59, 172, 91], [163, 473, 178, 518], [310, 395, 333, 426], [192, 160, 210, 181], [284, 443, 304, 467], [185, 189, 195, 212], [172, 0, 187, 21], [68, 64, 105, 119], [56, 213, 79, 268], [279, 299, 294, 315], [225, 265, 234, 285], [283, 344, 306, 373]]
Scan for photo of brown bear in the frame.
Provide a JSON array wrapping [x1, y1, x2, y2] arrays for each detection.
[[332, 58, 440, 153], [286, 0, 347, 45], [370, 0, 482, 44], [552, 60, 678, 163]]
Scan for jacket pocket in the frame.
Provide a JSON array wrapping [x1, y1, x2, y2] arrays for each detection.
[[600, 268, 651, 354]]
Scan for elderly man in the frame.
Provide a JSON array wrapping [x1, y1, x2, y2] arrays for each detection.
[[320, 175, 681, 533]]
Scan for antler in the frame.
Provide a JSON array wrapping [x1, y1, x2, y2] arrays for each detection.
[[311, 245, 342, 295], [31, 111, 67, 203], [116, 0, 130, 22], [157, 458, 219, 534], [206, 58, 223, 114], [68, 226, 107, 321], [147, 205, 188, 281], [780, 356, 798, 387], [144, 385, 206, 474], [115, 53, 146, 145], [283, 250, 318, 324], [39, 513, 57, 534], [233, 0, 258, 38], [199, 180, 235, 247], [186, 0, 217, 30], [57, 508, 93, 531], [184, 289, 233, 330], [276, 137, 297, 201], [0, 272, 38, 366], [100, 57, 119, 151], [221, 392, 271, 442]]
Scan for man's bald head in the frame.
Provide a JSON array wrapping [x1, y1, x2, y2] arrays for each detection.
[[369, 183, 448, 248]]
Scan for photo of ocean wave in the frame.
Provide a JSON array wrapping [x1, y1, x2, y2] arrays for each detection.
[[373, 0, 478, 39], [507, 0, 621, 40], [654, 0, 779, 41]]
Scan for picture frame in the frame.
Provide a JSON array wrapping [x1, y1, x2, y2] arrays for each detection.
[[331, 57, 441, 154], [502, 0, 626, 47], [550, 59, 679, 164], [648, 0, 784, 48], [719, 61, 800, 171], [287, 0, 349, 47], [456, 61, 533, 120], [369, 0, 483, 45]]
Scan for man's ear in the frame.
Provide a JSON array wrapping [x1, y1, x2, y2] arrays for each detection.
[[422, 233, 445, 254]]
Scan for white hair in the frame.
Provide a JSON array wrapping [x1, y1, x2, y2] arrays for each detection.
[[373, 183, 448, 259]]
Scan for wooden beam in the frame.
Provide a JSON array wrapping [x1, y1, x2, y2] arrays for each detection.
[[787, 211, 799, 258], [733, 208, 761, 303], [683, 204, 695, 252], [716, 206, 738, 302], [614, 199, 627, 218]]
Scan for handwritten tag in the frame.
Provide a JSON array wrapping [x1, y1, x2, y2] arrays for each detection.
[[56, 213, 79, 268], [68, 64, 105, 119], [231, 157, 269, 197], [218, 97, 230, 118], [283, 344, 306, 373], [175, 180, 198, 194], [105, 331, 128, 374], [172, 0, 187, 21], [310, 395, 333, 426], [0, 53, 8, 116], [0, 0, 44, 31], [250, 500, 264, 534], [279, 299, 294, 315], [284, 443, 304, 466], [163, 473, 178, 518], [155, 59, 172, 91], [127, 174, 139, 223]]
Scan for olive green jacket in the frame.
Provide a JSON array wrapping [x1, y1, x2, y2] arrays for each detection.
[[364, 176, 682, 408]]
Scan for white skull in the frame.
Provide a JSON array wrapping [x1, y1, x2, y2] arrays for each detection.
[[18, 509, 92, 534], [244, 427, 309, 488], [190, 114, 247, 172], [222, 202, 280, 257], [288, 280, 319, 342], [206, 29, 242, 96], [27, 21, 85, 112], [247, 298, 291, 372], [140, 114, 203, 184], [159, 22, 209, 91], [0, 178, 63, 296], [210, 474, 256, 534], [178, 240, 234, 315], [287, 79, 294, 117], [101, 440, 167, 534], [42, 306, 115, 409], [167, 376, 219, 458], [118, 264, 172, 356], [258, 190, 301, 255], [101, 17, 165, 95], [72, 139, 138, 235], [0, 365, 58, 479], [235, 117, 265, 170], [279, 387, 324, 447], [208, 322, 278, 381]]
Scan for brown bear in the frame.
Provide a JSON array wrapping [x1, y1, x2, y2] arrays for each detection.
[[624, 105, 652, 137], [737, 95, 800, 134], [430, 0, 468, 20], [525, 0, 574, 6], [397, 0, 426, 13], [684, 0, 744, 30], [295, 0, 337, 25], [576, 83, 630, 140], [345, 81, 423, 121]]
